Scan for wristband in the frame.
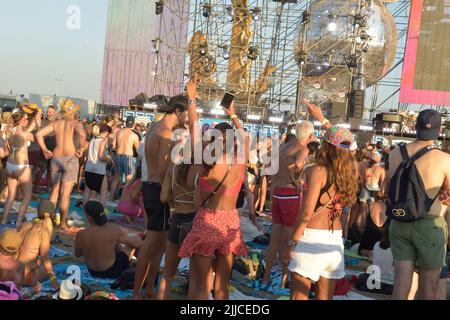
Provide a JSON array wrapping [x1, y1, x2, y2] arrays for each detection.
[[287, 239, 298, 248], [321, 119, 330, 126], [230, 115, 238, 120]]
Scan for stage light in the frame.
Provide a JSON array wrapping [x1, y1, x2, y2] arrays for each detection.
[[219, 45, 230, 60], [152, 38, 161, 54], [296, 50, 307, 66], [247, 46, 259, 61], [202, 3, 212, 18], [199, 45, 208, 56], [211, 109, 225, 115], [301, 11, 311, 26], [338, 123, 351, 129], [269, 117, 283, 123], [250, 7, 261, 21], [155, 1, 164, 15], [327, 22, 337, 32], [247, 114, 261, 121]]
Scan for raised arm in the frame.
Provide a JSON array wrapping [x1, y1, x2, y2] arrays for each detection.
[[186, 76, 202, 158], [35, 123, 54, 159], [304, 99, 331, 130], [224, 102, 249, 164]]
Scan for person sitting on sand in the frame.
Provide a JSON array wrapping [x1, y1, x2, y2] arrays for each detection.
[[0, 229, 23, 285], [75, 201, 142, 279], [117, 166, 147, 229], [17, 200, 59, 291]]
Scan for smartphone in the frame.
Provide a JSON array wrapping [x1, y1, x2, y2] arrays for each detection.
[[220, 92, 235, 109]]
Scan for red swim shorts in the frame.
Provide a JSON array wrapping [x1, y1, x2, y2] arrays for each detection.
[[271, 187, 302, 227]]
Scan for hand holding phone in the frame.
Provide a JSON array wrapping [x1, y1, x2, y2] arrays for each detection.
[[220, 92, 235, 109]]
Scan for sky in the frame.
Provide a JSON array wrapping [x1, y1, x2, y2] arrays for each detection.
[[0, 0, 108, 101]]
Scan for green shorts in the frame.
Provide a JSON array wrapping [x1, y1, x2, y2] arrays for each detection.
[[389, 216, 448, 270]]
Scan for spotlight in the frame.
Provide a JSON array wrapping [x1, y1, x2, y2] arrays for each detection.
[[301, 11, 311, 26], [152, 38, 161, 54], [155, 0, 164, 15], [220, 45, 230, 60], [247, 46, 259, 61], [296, 50, 307, 66], [202, 3, 212, 18], [199, 45, 208, 56], [327, 14, 338, 32], [250, 7, 262, 21], [328, 22, 337, 32]]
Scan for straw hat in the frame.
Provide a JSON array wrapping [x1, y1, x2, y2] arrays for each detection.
[[53, 279, 83, 300], [0, 229, 22, 255], [59, 98, 80, 118], [22, 103, 42, 115]]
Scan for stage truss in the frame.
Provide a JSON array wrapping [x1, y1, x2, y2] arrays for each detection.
[[153, 0, 428, 120]]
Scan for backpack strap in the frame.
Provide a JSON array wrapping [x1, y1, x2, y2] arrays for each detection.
[[399, 143, 409, 162], [409, 144, 438, 163]]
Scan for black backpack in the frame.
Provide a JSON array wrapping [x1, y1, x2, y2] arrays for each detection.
[[386, 143, 439, 222]]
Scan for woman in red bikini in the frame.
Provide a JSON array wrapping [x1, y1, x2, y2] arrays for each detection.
[[283, 122, 359, 300], [179, 77, 248, 300]]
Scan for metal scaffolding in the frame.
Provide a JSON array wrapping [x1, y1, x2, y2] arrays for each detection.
[[154, 0, 413, 119]]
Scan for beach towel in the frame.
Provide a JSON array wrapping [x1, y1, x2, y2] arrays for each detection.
[[49, 246, 70, 258]]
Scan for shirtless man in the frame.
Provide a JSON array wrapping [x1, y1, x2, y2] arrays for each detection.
[[35, 98, 88, 231], [262, 121, 315, 289], [388, 109, 450, 300], [75, 201, 142, 279], [109, 116, 140, 202], [18, 200, 59, 290], [132, 95, 187, 299]]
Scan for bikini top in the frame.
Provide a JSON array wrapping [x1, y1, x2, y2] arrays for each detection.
[[198, 165, 244, 197], [171, 165, 198, 205], [311, 169, 343, 231]]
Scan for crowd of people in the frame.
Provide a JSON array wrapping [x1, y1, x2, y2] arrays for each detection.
[[0, 79, 449, 300]]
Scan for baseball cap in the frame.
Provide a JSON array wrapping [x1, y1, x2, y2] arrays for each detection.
[[416, 109, 441, 141], [125, 116, 135, 128], [0, 229, 22, 255], [159, 95, 188, 113], [324, 125, 353, 149], [84, 201, 107, 226]]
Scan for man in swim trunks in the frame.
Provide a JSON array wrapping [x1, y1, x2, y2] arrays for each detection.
[[75, 201, 142, 279], [262, 121, 316, 289], [35, 98, 88, 231], [109, 116, 140, 202], [132, 95, 188, 299]]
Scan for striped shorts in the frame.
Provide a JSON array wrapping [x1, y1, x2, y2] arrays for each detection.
[[114, 154, 135, 177]]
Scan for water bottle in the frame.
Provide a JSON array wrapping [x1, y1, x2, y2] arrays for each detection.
[[55, 213, 61, 226]]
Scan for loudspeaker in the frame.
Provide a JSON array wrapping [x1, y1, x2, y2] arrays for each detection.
[[348, 90, 365, 119]]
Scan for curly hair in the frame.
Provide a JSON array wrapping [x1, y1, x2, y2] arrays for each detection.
[[315, 141, 359, 206]]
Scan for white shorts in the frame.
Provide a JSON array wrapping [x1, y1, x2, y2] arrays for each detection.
[[288, 228, 345, 282]]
